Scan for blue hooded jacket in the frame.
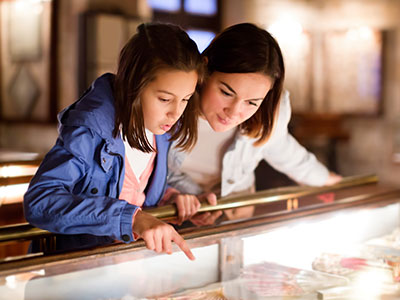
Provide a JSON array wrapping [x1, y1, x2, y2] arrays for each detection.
[[23, 73, 170, 251]]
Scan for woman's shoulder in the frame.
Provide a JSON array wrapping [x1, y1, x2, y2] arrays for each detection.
[[279, 90, 291, 112]]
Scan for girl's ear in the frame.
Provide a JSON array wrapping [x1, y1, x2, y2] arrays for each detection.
[[203, 56, 208, 66]]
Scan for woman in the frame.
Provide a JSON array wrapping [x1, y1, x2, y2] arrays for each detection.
[[166, 23, 341, 224]]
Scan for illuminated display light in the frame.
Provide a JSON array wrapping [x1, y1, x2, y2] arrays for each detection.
[[346, 26, 374, 41], [242, 204, 399, 270], [268, 17, 304, 43], [0, 162, 38, 205], [147, 0, 180, 12], [0, 165, 38, 178], [0, 183, 29, 205], [184, 0, 217, 16]]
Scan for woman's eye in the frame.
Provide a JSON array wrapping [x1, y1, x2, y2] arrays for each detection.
[[159, 98, 169, 102], [248, 101, 258, 107], [220, 89, 232, 97]]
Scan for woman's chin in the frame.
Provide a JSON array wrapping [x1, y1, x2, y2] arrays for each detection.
[[210, 121, 235, 133]]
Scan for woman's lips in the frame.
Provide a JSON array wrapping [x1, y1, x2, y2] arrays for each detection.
[[217, 114, 230, 125]]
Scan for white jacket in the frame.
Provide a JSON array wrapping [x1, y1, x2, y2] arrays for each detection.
[[167, 91, 330, 197]]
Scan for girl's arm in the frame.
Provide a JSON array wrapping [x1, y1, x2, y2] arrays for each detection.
[[132, 210, 195, 260], [23, 126, 138, 243]]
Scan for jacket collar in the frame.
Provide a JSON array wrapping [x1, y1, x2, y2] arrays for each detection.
[[58, 73, 116, 142]]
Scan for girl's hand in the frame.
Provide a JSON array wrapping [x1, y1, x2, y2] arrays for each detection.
[[325, 171, 343, 186], [132, 210, 195, 260], [190, 193, 222, 226], [171, 193, 201, 225]]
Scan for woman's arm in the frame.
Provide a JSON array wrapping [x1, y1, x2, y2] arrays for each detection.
[[263, 91, 332, 186], [167, 143, 204, 194]]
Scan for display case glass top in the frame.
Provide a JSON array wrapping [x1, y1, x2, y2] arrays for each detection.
[[1, 183, 400, 299]]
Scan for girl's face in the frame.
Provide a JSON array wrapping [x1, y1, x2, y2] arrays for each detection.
[[140, 69, 198, 135], [200, 72, 272, 132]]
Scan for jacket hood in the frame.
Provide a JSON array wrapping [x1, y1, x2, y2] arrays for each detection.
[[58, 73, 116, 141]]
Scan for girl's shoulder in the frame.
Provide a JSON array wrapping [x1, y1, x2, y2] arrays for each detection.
[[58, 74, 116, 140]]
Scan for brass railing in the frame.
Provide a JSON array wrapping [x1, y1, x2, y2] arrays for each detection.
[[146, 174, 378, 218], [0, 174, 378, 244]]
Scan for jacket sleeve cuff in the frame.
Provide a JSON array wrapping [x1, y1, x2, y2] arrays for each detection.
[[131, 207, 142, 240], [120, 203, 139, 243]]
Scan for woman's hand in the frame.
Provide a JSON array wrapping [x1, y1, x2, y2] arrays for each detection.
[[171, 193, 201, 225], [132, 210, 195, 260], [324, 171, 343, 186], [190, 193, 222, 226], [224, 206, 255, 220]]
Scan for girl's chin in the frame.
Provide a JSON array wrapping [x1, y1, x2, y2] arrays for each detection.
[[146, 128, 162, 135]]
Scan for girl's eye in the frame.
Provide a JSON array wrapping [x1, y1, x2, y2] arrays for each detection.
[[159, 98, 169, 102], [248, 101, 258, 107], [182, 98, 190, 102]]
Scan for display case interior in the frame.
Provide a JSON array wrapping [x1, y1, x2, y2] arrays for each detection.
[[0, 178, 400, 300]]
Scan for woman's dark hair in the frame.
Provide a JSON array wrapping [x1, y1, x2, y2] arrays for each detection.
[[202, 23, 285, 145], [113, 23, 203, 152]]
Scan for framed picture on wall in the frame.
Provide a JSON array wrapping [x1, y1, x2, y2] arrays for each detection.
[[279, 31, 313, 112], [80, 12, 142, 95], [0, 0, 56, 123], [393, 119, 400, 164], [322, 28, 382, 115]]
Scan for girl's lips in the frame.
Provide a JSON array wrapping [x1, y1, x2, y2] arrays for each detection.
[[160, 124, 172, 131]]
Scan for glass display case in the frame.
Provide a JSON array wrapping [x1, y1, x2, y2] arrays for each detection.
[[0, 151, 40, 206], [0, 152, 41, 259], [1, 178, 400, 300]]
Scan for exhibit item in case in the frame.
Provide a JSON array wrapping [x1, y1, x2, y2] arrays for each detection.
[[1, 175, 400, 299]]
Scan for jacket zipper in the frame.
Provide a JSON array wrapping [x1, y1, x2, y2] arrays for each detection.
[[108, 151, 123, 198], [160, 141, 172, 196]]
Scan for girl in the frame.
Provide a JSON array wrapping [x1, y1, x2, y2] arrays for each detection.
[[23, 23, 203, 260], [167, 23, 342, 225]]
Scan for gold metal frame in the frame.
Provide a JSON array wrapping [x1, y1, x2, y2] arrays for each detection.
[[147, 174, 378, 218], [0, 174, 378, 244]]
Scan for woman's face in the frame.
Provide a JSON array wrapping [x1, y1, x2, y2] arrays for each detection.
[[200, 72, 272, 132], [141, 69, 198, 135]]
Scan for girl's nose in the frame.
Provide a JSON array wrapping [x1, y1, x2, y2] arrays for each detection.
[[168, 102, 183, 120]]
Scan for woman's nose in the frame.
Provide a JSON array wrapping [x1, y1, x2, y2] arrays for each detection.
[[224, 101, 241, 118]]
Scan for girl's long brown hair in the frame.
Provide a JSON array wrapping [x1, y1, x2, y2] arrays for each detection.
[[113, 23, 203, 152]]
